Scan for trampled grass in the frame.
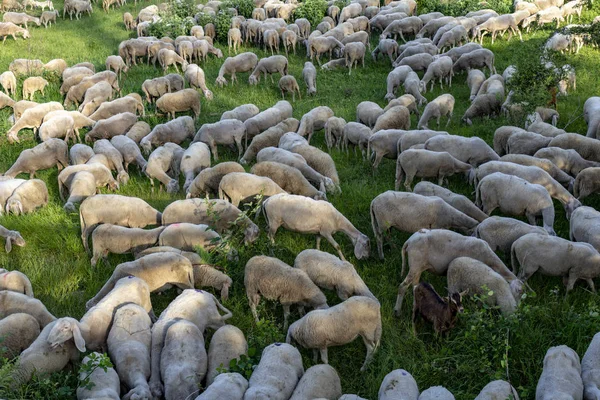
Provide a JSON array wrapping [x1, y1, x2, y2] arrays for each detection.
[[0, 2, 600, 399]]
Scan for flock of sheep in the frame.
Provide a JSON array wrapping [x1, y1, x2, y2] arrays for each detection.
[[2, 0, 600, 397]]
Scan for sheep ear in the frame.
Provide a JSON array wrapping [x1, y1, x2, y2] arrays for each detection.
[[71, 322, 86, 352], [5, 239, 11, 253]]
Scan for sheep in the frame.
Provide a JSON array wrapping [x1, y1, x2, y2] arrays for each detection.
[[79, 81, 114, 117], [5, 179, 48, 216], [570, 206, 600, 252], [527, 113, 566, 137], [396, 53, 434, 72], [217, 172, 285, 207], [289, 143, 341, 192], [501, 154, 573, 189], [251, 161, 326, 200], [144, 143, 183, 193], [536, 345, 583, 400], [287, 296, 380, 372], [344, 42, 366, 75], [206, 325, 247, 386], [240, 118, 299, 164], [58, 163, 117, 205], [400, 71, 428, 106], [69, 144, 94, 165], [320, 58, 348, 70], [419, 57, 453, 93], [279, 75, 301, 101], [506, 131, 552, 156], [37, 115, 76, 143], [247, 55, 288, 85], [0, 71, 16, 96], [93, 139, 129, 184], [582, 332, 600, 400], [197, 373, 248, 399], [573, 167, 600, 200], [467, 69, 486, 101], [0, 313, 40, 359], [221, 104, 260, 122], [447, 257, 517, 315], [2, 12, 40, 28], [356, 101, 384, 128], [494, 126, 527, 156], [531, 106, 559, 127], [473, 215, 549, 254], [0, 269, 30, 297], [417, 94, 454, 129], [324, 116, 347, 149], [62, 171, 97, 213], [379, 369, 419, 400], [425, 135, 499, 168], [158, 223, 225, 253], [215, 52, 259, 86], [366, 129, 405, 170], [191, 119, 244, 161], [263, 193, 370, 260], [41, 110, 94, 137], [395, 229, 523, 315], [0, 179, 25, 212], [381, 16, 423, 41], [186, 161, 245, 198], [123, 121, 151, 144], [3, 138, 67, 179], [21, 76, 48, 101], [548, 133, 600, 164], [110, 135, 147, 172], [122, 11, 134, 29], [157, 48, 188, 73], [411, 281, 463, 335], [12, 100, 38, 122], [395, 149, 472, 190], [413, 181, 487, 222], [106, 304, 152, 400], [148, 289, 232, 398], [476, 172, 556, 235], [141, 76, 171, 104], [0, 21, 29, 43], [7, 101, 63, 144], [475, 381, 520, 400], [243, 343, 304, 400], [140, 115, 194, 154], [244, 100, 293, 139], [84, 112, 137, 143], [289, 365, 342, 400], [453, 48, 496, 75], [0, 291, 54, 329], [372, 38, 399, 64], [76, 353, 120, 400], [79, 195, 162, 253], [8, 58, 42, 76], [310, 36, 345, 65], [89, 224, 165, 267], [372, 105, 410, 134], [419, 387, 455, 400], [399, 129, 448, 152], [0, 225, 24, 254], [88, 96, 143, 122], [184, 63, 213, 100], [177, 142, 210, 191], [474, 14, 522, 44], [462, 92, 504, 124], [156, 88, 201, 120], [297, 106, 334, 142], [385, 94, 420, 117]]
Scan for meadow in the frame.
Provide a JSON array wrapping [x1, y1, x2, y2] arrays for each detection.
[[1, 1, 600, 398]]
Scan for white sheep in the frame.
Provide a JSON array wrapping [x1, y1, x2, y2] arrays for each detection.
[[221, 103, 260, 122], [475, 380, 520, 400], [219, 172, 286, 207], [570, 206, 600, 252], [289, 364, 342, 400], [417, 94, 455, 129], [379, 369, 419, 400], [0, 268, 33, 296], [144, 143, 183, 193], [582, 332, 600, 400], [196, 372, 248, 399], [474, 215, 548, 254], [413, 181, 487, 222], [424, 134, 499, 166], [206, 325, 247, 385], [419, 386, 455, 400], [194, 119, 245, 160], [76, 352, 120, 400], [536, 345, 583, 400]]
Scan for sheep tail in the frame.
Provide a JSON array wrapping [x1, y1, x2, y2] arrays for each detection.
[[24, 279, 34, 297], [510, 243, 519, 275], [285, 328, 293, 344], [400, 239, 409, 277], [475, 181, 482, 208]]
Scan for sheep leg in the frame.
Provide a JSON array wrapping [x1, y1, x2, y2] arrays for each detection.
[[320, 348, 328, 364], [322, 232, 346, 261], [316, 235, 321, 250], [587, 279, 597, 293], [394, 269, 422, 317], [360, 338, 376, 371], [282, 304, 291, 330], [249, 293, 260, 322], [565, 272, 578, 294], [412, 300, 419, 335]]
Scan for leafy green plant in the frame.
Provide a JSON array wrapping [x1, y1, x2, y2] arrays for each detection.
[[293, 0, 328, 28], [214, 10, 236, 42], [216, 348, 259, 379], [195, 12, 216, 28], [148, 0, 197, 38], [78, 353, 113, 391], [334, 0, 349, 10], [222, 0, 255, 18], [416, 0, 511, 16]]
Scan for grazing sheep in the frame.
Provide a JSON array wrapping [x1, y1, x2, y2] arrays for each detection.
[[140, 115, 195, 154], [367, 129, 405, 170], [39, 115, 76, 143], [252, 161, 326, 200], [22, 77, 48, 101], [396, 53, 434, 72], [279, 75, 301, 101], [287, 296, 381, 371], [289, 364, 342, 400], [186, 161, 244, 198], [5, 179, 48, 216], [79, 195, 162, 253], [144, 143, 183, 193], [93, 139, 129, 183], [193, 119, 245, 160], [474, 216, 548, 254], [372, 105, 410, 133], [582, 332, 600, 400], [395, 229, 523, 315], [4, 139, 67, 179], [218, 172, 286, 207], [417, 94, 454, 129], [297, 105, 334, 141], [107, 303, 152, 400], [506, 131, 552, 156], [453, 48, 496, 75], [69, 144, 94, 165], [158, 222, 224, 253], [468, 69, 486, 101], [344, 42, 366, 75], [76, 353, 120, 400], [501, 154, 573, 189], [123, 121, 150, 144], [414, 181, 487, 222], [419, 387, 455, 400], [0, 226, 25, 253], [574, 167, 600, 200], [7, 101, 63, 144], [85, 113, 137, 144], [62, 171, 96, 213], [148, 289, 232, 398], [157, 48, 188, 73], [79, 81, 114, 117], [420, 56, 454, 92], [198, 373, 248, 399], [475, 380, 520, 400], [248, 55, 288, 85], [309, 36, 345, 65], [424, 134, 499, 166], [385, 94, 420, 116], [58, 163, 117, 205], [244, 100, 293, 139], [0, 313, 40, 359], [221, 103, 260, 122], [325, 116, 347, 149], [536, 345, 583, 400], [110, 135, 147, 172], [570, 206, 600, 252], [372, 38, 399, 64], [399, 130, 448, 152], [178, 142, 210, 191], [0, 71, 17, 96], [0, 268, 32, 296], [379, 369, 419, 400], [527, 113, 566, 137], [206, 325, 247, 386], [89, 224, 165, 267], [240, 118, 299, 164], [0, 291, 54, 328], [0, 92, 14, 111], [302, 61, 317, 96], [156, 88, 201, 120], [263, 193, 370, 260], [141, 77, 171, 104], [403, 71, 428, 106], [184, 63, 213, 100], [371, 191, 478, 258], [548, 133, 600, 163], [448, 257, 517, 315], [395, 149, 471, 190], [215, 52, 259, 86]]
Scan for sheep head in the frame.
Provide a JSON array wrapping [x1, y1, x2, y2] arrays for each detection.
[[243, 223, 259, 245], [353, 233, 370, 260], [215, 76, 228, 87], [5, 231, 25, 253], [5, 199, 23, 216], [47, 317, 86, 352]]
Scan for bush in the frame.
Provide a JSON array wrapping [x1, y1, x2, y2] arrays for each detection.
[[293, 0, 328, 28], [148, 0, 197, 38], [214, 10, 236, 42], [416, 0, 511, 16], [195, 12, 216, 28], [222, 0, 255, 18]]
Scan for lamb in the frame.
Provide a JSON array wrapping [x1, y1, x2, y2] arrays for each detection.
[[79, 194, 162, 253], [106, 303, 152, 400], [5, 179, 48, 216], [448, 257, 517, 315], [58, 163, 117, 204], [215, 52, 259, 86], [4, 139, 67, 179], [417, 94, 454, 129], [0, 71, 17, 96], [501, 154, 573, 189], [221, 103, 260, 122], [412, 282, 463, 335], [320, 58, 348, 70], [244, 343, 304, 400], [476, 172, 556, 235], [251, 161, 326, 200], [475, 381, 520, 400], [7, 101, 63, 144], [84, 112, 137, 143], [425, 134, 500, 166], [184, 63, 213, 100], [453, 48, 496, 75], [0, 313, 40, 359], [263, 193, 370, 260], [197, 373, 248, 399], [582, 332, 600, 400], [468, 69, 486, 101], [148, 289, 232, 398], [356, 101, 384, 128], [206, 325, 247, 385], [186, 161, 245, 198], [379, 369, 419, 400], [278, 75, 301, 101], [395, 149, 472, 190], [570, 206, 600, 252], [473, 215, 548, 254], [395, 229, 523, 314], [219, 172, 286, 207], [0, 225, 24, 253], [287, 296, 381, 371], [76, 353, 120, 400], [140, 115, 195, 154], [420, 56, 453, 92], [289, 365, 342, 400], [89, 224, 165, 267], [244, 100, 293, 139], [156, 88, 201, 120], [240, 118, 299, 164], [399, 129, 448, 152], [22, 77, 48, 101], [413, 181, 487, 222], [536, 345, 583, 400]]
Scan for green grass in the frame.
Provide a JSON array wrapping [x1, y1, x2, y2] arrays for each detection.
[[1, 2, 600, 399]]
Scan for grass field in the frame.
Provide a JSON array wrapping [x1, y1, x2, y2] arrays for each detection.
[[1, 2, 600, 399]]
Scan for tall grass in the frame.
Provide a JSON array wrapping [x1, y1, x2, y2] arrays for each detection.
[[0, 2, 600, 399]]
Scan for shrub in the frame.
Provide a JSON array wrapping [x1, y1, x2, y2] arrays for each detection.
[[195, 12, 216, 28], [293, 0, 328, 28], [148, 0, 197, 38], [416, 0, 511, 16], [222, 0, 255, 18], [214, 10, 236, 42]]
